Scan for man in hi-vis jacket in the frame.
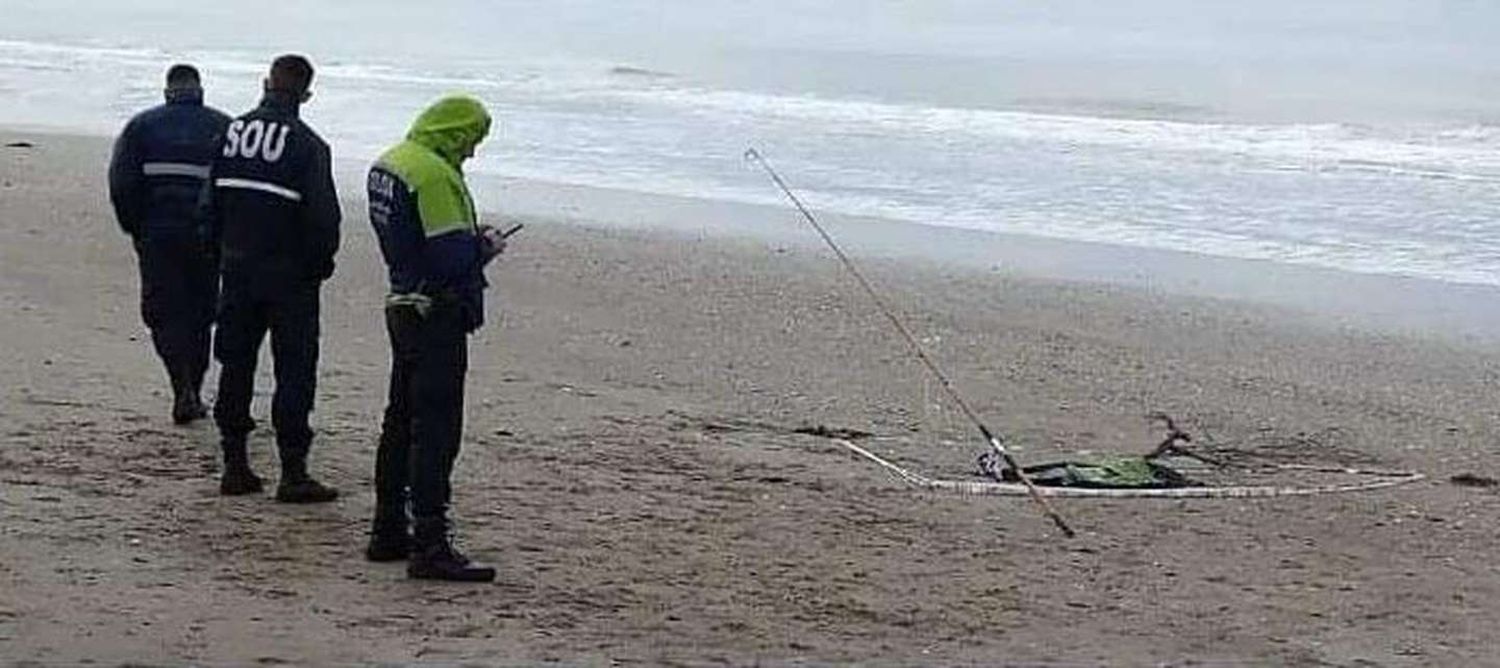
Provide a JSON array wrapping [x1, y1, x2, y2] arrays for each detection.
[[209, 54, 341, 503], [365, 96, 506, 581], [108, 64, 229, 425]]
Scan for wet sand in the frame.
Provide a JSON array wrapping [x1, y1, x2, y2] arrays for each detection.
[[3, 129, 1500, 665]]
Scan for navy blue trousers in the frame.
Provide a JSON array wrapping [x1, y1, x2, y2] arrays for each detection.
[[212, 274, 320, 461], [374, 301, 468, 530], [135, 236, 216, 398]]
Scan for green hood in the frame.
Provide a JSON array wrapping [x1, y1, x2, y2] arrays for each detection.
[[405, 95, 492, 168]]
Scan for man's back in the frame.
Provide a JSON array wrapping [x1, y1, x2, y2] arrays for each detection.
[[108, 90, 229, 239], [212, 92, 340, 297]]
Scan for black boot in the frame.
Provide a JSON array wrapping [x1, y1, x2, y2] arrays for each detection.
[[172, 391, 207, 425], [274, 456, 339, 504], [219, 440, 263, 496], [407, 519, 495, 582], [170, 367, 207, 425], [366, 505, 413, 562]]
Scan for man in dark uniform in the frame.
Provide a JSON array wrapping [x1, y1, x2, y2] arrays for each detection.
[[209, 55, 341, 502], [364, 95, 505, 581], [108, 64, 229, 424]]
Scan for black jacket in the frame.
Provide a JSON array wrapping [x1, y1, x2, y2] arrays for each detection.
[[210, 91, 341, 295], [108, 89, 230, 241]]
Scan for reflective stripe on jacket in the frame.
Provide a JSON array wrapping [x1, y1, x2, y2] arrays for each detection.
[[209, 91, 341, 296], [107, 90, 230, 240]]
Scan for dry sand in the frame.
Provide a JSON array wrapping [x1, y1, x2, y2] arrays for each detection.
[[2, 130, 1499, 665]]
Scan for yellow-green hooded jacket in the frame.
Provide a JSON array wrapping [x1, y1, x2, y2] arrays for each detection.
[[366, 95, 494, 330]]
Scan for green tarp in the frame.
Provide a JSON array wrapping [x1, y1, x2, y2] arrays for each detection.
[[1001, 454, 1195, 489]]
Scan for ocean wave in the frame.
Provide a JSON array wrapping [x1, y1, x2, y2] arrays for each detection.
[[12, 36, 1493, 182], [0, 38, 167, 61], [1327, 160, 1500, 183], [7, 35, 1500, 288], [0, 39, 593, 96], [608, 85, 1500, 180], [317, 63, 505, 90], [473, 156, 1500, 287]]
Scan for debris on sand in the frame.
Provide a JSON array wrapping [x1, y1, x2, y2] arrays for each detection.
[[1449, 473, 1498, 488], [669, 415, 874, 441], [5, 141, 34, 148], [792, 425, 873, 441]]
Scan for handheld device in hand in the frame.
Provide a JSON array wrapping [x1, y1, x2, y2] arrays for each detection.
[[479, 223, 520, 262]]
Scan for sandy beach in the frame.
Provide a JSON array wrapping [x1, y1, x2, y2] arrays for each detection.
[[3, 129, 1500, 665]]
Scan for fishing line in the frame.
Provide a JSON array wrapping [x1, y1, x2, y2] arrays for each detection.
[[745, 147, 1076, 538]]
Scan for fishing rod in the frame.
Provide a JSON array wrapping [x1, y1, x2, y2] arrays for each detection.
[[745, 147, 1075, 538]]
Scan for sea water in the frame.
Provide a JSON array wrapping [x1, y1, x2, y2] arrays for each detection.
[[3, 0, 1498, 285]]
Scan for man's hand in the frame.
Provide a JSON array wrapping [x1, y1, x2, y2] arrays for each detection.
[[477, 224, 508, 263]]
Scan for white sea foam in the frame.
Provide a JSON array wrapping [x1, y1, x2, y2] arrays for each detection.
[[2, 21, 1498, 288]]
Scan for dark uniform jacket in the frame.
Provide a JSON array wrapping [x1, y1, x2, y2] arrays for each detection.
[[210, 91, 341, 298], [108, 89, 230, 241]]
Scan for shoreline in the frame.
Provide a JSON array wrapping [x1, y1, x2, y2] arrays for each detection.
[[11, 124, 1500, 345], [478, 172, 1500, 346]]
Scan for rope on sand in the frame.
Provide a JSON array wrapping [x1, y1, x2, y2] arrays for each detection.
[[837, 439, 1426, 499]]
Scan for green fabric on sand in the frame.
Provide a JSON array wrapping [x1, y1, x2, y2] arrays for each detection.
[[1004, 454, 1194, 489]]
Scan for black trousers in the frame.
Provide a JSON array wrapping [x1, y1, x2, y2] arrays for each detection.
[[375, 301, 468, 530], [135, 236, 216, 397], [212, 275, 320, 461]]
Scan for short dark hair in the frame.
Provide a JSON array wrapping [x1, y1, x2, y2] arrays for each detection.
[[165, 64, 200, 89], [268, 54, 314, 94]]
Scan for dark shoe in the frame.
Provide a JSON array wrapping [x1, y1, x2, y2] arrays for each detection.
[[220, 467, 264, 496], [275, 477, 339, 504], [408, 542, 495, 582], [172, 394, 207, 425], [366, 532, 414, 562]]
